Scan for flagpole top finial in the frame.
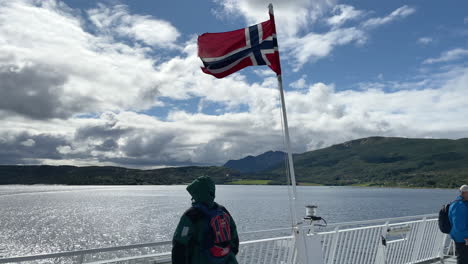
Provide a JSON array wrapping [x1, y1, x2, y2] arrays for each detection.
[[268, 3, 273, 14]]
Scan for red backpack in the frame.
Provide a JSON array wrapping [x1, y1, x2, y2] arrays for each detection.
[[188, 203, 234, 263]]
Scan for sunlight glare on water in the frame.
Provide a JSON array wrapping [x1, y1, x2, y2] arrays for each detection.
[[0, 185, 458, 258]]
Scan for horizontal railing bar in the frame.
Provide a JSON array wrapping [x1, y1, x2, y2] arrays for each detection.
[[84, 252, 171, 264], [304, 214, 437, 231], [238, 227, 292, 235], [238, 214, 437, 235], [240, 235, 294, 245], [0, 241, 171, 263], [387, 238, 408, 244], [316, 219, 436, 236]]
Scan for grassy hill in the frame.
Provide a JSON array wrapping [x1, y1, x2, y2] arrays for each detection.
[[243, 137, 468, 188], [0, 165, 238, 185], [224, 150, 286, 173], [1, 137, 467, 188]]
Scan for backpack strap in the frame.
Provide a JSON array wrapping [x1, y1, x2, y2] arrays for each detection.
[[215, 205, 239, 254], [218, 205, 231, 216], [184, 207, 203, 222]]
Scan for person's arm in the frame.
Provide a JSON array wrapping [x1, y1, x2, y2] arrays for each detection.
[[451, 202, 468, 239], [172, 215, 194, 264], [230, 215, 239, 255], [222, 207, 239, 255]]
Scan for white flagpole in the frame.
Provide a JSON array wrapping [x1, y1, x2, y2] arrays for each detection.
[[269, 4, 311, 264], [276, 73, 299, 223]]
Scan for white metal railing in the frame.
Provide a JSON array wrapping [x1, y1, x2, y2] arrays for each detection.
[[0, 214, 452, 264], [314, 214, 449, 264]]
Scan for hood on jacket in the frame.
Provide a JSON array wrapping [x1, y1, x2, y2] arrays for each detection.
[[186, 176, 216, 207]]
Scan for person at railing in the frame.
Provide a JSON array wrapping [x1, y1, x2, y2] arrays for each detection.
[[172, 176, 239, 264], [449, 185, 468, 264]]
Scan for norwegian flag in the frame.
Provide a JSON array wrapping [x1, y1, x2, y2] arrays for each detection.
[[198, 11, 281, 78]]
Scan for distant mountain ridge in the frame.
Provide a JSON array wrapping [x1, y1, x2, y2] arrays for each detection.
[[0, 165, 237, 185], [242, 137, 468, 188], [1, 137, 468, 188], [223, 150, 286, 173]]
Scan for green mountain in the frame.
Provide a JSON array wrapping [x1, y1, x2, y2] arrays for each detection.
[[1, 137, 467, 188], [243, 137, 468, 188], [224, 150, 286, 173], [0, 165, 238, 185]]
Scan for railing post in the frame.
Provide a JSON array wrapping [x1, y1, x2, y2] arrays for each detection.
[[438, 234, 448, 264], [327, 226, 340, 264], [77, 254, 84, 264], [374, 221, 389, 264], [410, 217, 427, 263]]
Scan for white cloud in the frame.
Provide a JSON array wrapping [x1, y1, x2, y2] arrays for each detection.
[[326, 5, 363, 27], [4, 61, 467, 166], [253, 69, 276, 77], [88, 4, 180, 48], [286, 5, 416, 68], [0, 0, 466, 168], [287, 27, 366, 69], [423, 48, 468, 64], [464, 17, 468, 24], [20, 139, 35, 147], [362, 5, 416, 29], [212, 2, 415, 69], [418, 37, 433, 45], [290, 75, 307, 89], [0, 0, 169, 118], [213, 0, 337, 37]]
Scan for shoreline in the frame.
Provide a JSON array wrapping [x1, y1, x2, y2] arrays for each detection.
[[0, 183, 457, 190]]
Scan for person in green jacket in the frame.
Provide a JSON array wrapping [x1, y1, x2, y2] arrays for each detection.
[[172, 176, 239, 264]]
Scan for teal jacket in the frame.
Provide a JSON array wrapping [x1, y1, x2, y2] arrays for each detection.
[[449, 196, 468, 243]]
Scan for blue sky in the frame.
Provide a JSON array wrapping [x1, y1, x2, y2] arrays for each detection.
[[0, 0, 467, 167], [62, 0, 468, 91]]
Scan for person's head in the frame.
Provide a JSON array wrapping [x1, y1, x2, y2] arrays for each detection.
[[460, 185, 468, 200], [186, 176, 216, 207]]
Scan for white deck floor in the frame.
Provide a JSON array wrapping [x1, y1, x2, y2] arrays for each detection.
[[429, 256, 457, 263]]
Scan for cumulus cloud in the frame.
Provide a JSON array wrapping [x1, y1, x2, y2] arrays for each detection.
[[213, 1, 416, 69], [423, 48, 468, 64], [213, 0, 337, 37], [3, 63, 467, 166], [326, 5, 363, 27], [0, 0, 165, 118], [288, 5, 416, 68], [0, 132, 68, 164], [0, 64, 94, 119], [0, 0, 466, 168], [287, 27, 366, 68], [87, 4, 180, 48], [290, 75, 307, 89]]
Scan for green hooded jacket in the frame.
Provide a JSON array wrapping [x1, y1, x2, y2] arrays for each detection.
[[172, 176, 239, 264]]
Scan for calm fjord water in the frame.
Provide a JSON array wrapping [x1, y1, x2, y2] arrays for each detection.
[[0, 185, 458, 257]]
